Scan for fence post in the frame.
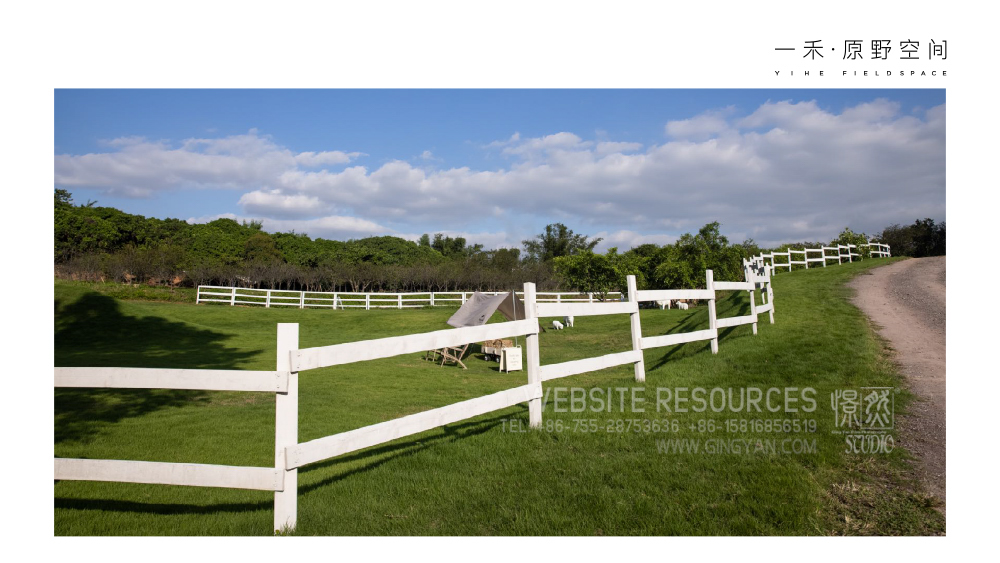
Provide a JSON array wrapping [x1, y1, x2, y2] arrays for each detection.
[[398, 294, 402, 310], [230, 287, 236, 306], [274, 323, 299, 533], [626, 275, 646, 382], [266, 289, 272, 308], [430, 292, 435, 307], [767, 282, 775, 323], [706, 270, 719, 354], [196, 287, 201, 305], [750, 289, 758, 336], [300, 291, 305, 309], [333, 293, 339, 310], [365, 294, 370, 311], [523, 282, 542, 428]]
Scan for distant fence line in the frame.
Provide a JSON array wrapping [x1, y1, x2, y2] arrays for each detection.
[[57, 263, 777, 533], [196, 242, 889, 310], [196, 287, 623, 310], [755, 243, 890, 273]]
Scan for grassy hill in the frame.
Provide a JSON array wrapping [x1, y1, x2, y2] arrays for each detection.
[[54, 260, 944, 535]]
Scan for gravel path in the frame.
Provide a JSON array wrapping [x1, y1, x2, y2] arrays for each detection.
[[848, 256, 946, 513]]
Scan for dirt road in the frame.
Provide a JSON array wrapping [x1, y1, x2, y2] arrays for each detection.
[[848, 256, 946, 512]]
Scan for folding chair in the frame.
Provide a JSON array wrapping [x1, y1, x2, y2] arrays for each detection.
[[437, 343, 470, 369]]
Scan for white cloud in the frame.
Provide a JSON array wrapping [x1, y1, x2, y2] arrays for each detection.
[[501, 132, 592, 157], [484, 132, 521, 149], [294, 151, 362, 167], [58, 99, 945, 248], [55, 130, 362, 195], [238, 190, 328, 218], [839, 98, 900, 123], [595, 141, 643, 155], [592, 231, 678, 253], [666, 108, 734, 140], [187, 212, 388, 240], [102, 135, 149, 148]]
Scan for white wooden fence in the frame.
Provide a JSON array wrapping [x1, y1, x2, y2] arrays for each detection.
[[197, 240, 889, 310], [56, 267, 776, 533], [757, 242, 890, 273], [865, 243, 892, 257], [54, 366, 293, 494], [196, 287, 623, 310]]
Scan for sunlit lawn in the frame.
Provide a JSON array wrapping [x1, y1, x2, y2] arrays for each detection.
[[54, 260, 943, 535]]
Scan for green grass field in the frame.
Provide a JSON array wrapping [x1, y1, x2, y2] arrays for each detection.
[[54, 260, 945, 535]]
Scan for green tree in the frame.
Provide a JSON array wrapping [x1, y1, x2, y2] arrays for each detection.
[[522, 223, 602, 263], [910, 218, 946, 257], [55, 189, 73, 209], [876, 219, 945, 257], [831, 227, 871, 259], [430, 233, 482, 258], [647, 222, 749, 288], [243, 232, 284, 264], [553, 248, 642, 299]]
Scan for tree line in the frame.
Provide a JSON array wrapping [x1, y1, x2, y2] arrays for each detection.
[[54, 190, 943, 295]]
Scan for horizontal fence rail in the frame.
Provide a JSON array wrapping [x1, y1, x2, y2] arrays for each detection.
[[717, 314, 757, 329], [539, 350, 643, 382], [286, 383, 543, 470], [713, 281, 754, 291], [641, 328, 718, 349], [634, 289, 715, 302], [54, 367, 288, 392], [535, 300, 638, 318], [54, 459, 284, 492], [292, 319, 539, 372]]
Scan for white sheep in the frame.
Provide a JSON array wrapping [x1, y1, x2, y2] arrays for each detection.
[[563, 315, 574, 328], [552, 320, 564, 330], [677, 302, 689, 310], [656, 300, 671, 310]]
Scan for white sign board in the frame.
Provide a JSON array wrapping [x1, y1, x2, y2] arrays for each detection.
[[500, 347, 522, 372]]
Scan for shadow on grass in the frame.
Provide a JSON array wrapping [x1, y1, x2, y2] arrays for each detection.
[[298, 410, 519, 494], [54, 496, 270, 516], [646, 309, 707, 371], [55, 411, 520, 520], [646, 292, 754, 372], [55, 291, 261, 444]]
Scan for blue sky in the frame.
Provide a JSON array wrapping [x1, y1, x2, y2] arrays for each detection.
[[54, 89, 945, 250]]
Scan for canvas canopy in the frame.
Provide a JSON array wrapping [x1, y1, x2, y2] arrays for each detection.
[[446, 292, 526, 328]]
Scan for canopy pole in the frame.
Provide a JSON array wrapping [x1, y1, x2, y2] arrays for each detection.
[[513, 290, 520, 349]]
